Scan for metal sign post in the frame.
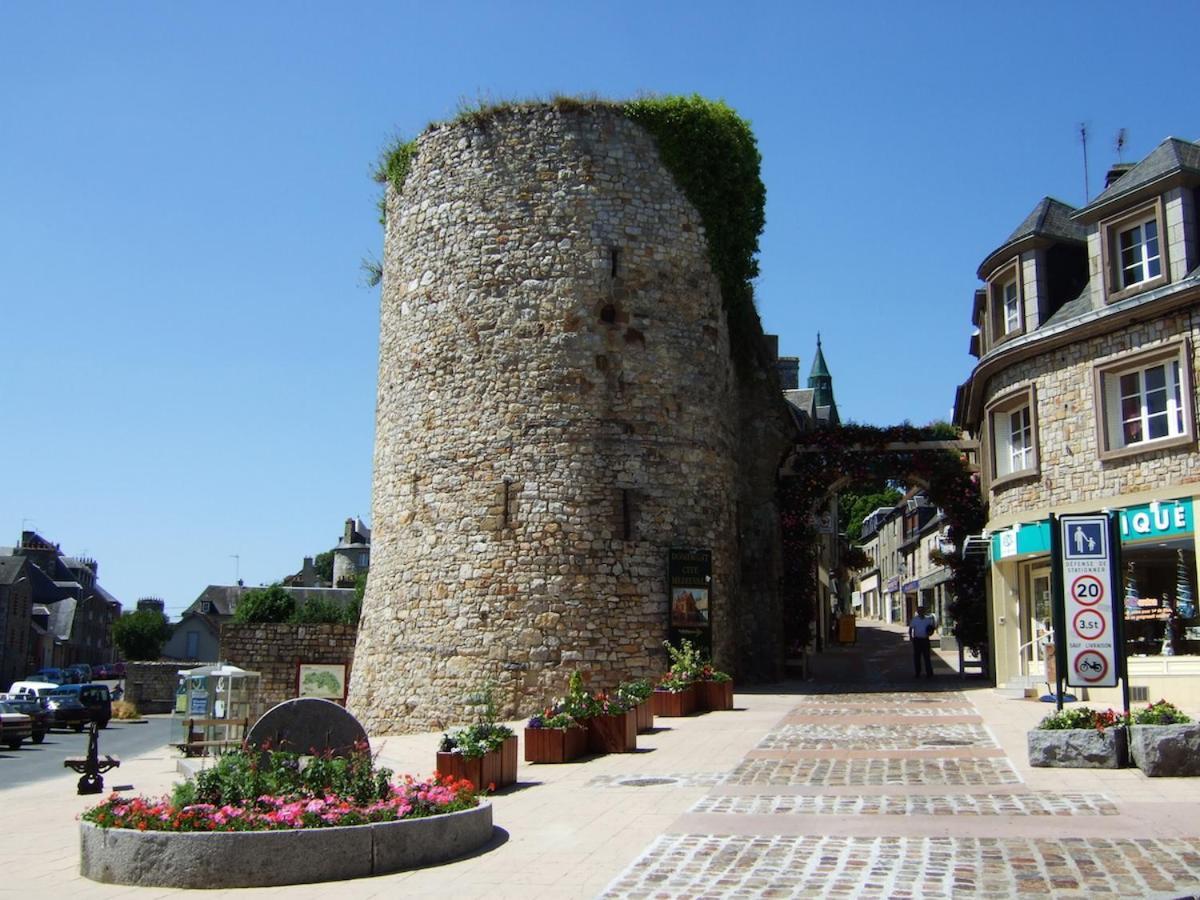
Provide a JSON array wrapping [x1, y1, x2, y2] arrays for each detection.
[[1050, 511, 1128, 716]]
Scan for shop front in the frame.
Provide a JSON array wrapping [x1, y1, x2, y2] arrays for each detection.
[[989, 496, 1200, 706]]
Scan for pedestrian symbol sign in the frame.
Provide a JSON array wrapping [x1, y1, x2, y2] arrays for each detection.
[[1053, 514, 1121, 689]]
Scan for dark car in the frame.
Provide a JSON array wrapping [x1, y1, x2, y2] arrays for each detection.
[[27, 668, 65, 685], [46, 684, 111, 729], [65, 663, 93, 683], [1, 695, 50, 743]]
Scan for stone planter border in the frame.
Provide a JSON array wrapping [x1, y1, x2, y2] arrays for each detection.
[[1027, 726, 1128, 769], [1129, 723, 1200, 777], [79, 801, 493, 888]]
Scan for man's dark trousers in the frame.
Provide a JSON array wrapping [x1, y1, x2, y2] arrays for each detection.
[[913, 637, 933, 677]]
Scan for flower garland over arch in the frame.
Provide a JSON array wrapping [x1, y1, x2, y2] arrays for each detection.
[[779, 424, 987, 655]]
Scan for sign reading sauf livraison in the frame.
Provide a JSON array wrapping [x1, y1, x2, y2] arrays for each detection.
[[1053, 514, 1121, 689]]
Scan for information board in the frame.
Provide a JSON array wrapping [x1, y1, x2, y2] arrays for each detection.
[[1056, 514, 1120, 688]]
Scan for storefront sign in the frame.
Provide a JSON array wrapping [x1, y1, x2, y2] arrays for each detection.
[[1053, 514, 1121, 689], [1118, 499, 1193, 542], [885, 576, 899, 592]]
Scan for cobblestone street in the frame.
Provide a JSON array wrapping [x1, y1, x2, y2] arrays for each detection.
[[603, 625, 1200, 899]]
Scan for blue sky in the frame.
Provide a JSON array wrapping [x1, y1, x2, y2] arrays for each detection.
[[3, 2, 1197, 618]]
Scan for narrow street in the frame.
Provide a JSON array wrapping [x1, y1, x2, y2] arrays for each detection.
[[604, 624, 1200, 898]]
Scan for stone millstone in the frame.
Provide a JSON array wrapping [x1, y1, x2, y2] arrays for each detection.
[[246, 698, 368, 758], [1130, 723, 1200, 776]]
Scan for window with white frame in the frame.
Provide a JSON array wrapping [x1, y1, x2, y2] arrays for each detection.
[[987, 387, 1037, 482], [1098, 352, 1189, 453], [1002, 278, 1021, 335], [1117, 217, 1161, 289]]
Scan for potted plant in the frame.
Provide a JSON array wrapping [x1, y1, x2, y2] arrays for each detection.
[[1128, 699, 1199, 777], [1027, 706, 1128, 769], [652, 672, 697, 717], [694, 663, 734, 711], [436, 682, 517, 789], [618, 678, 655, 732], [582, 690, 636, 753]]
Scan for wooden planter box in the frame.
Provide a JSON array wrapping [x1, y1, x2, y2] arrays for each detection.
[[695, 680, 733, 711], [1129, 723, 1200, 776], [436, 735, 519, 790], [652, 685, 696, 717], [634, 698, 654, 732], [524, 726, 588, 764], [586, 712, 637, 753], [1027, 726, 1128, 769]]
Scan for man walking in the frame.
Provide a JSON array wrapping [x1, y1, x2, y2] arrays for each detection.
[[908, 605, 937, 678]]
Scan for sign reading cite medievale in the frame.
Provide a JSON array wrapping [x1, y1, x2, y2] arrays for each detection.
[[668, 548, 712, 656]]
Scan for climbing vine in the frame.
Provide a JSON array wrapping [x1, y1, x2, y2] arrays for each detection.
[[780, 424, 988, 655]]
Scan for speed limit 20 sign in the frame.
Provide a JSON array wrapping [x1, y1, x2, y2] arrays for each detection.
[[1055, 514, 1120, 688]]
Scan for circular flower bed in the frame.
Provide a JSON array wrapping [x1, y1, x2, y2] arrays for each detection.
[[79, 746, 494, 887]]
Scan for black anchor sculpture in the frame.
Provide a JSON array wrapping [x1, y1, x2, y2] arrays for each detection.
[[63, 721, 120, 795]]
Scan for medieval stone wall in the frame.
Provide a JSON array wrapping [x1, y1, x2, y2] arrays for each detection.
[[349, 105, 790, 733], [220, 622, 357, 717]]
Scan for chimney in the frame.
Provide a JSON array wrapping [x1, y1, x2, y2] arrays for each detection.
[[301, 556, 315, 587], [1105, 163, 1134, 189], [776, 356, 800, 390], [344, 518, 355, 543]]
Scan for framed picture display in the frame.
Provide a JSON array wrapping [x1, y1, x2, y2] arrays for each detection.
[[297, 662, 348, 702]]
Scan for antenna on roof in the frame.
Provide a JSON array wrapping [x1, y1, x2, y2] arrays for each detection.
[[1080, 122, 1090, 203], [1115, 128, 1127, 161]]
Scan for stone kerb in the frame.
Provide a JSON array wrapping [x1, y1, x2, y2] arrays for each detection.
[[79, 802, 493, 888]]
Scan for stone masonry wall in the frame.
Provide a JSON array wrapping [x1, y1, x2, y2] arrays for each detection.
[[987, 309, 1200, 521], [125, 661, 183, 714], [349, 105, 785, 734], [220, 623, 357, 719]]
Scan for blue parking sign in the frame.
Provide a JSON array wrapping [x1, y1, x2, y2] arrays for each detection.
[[1063, 519, 1106, 559]]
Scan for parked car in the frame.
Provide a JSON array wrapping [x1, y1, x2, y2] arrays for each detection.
[[0, 695, 50, 743], [65, 663, 93, 683], [0, 702, 33, 749], [6, 681, 59, 699], [112, 661, 126, 678], [46, 683, 111, 729], [92, 663, 112, 679], [27, 668, 65, 685]]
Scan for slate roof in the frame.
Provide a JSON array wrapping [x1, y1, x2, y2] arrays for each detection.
[[1078, 137, 1200, 216], [1002, 197, 1086, 246], [0, 556, 28, 585]]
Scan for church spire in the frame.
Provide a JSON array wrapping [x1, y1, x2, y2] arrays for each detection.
[[807, 333, 840, 425]]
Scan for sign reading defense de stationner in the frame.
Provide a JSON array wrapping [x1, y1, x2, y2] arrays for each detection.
[[1055, 514, 1120, 688]]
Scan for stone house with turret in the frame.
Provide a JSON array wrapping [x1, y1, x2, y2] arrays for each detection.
[[955, 136, 1200, 706]]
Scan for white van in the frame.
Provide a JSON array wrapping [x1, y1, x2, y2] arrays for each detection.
[[5, 681, 59, 699]]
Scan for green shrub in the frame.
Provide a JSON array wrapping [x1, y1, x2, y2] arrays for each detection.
[[1036, 706, 1125, 731], [1131, 700, 1192, 725], [232, 585, 295, 623]]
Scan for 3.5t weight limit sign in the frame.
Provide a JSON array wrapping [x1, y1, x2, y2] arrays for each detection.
[[1057, 515, 1119, 687]]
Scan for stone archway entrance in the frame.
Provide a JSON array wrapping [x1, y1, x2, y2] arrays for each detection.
[[778, 424, 985, 671]]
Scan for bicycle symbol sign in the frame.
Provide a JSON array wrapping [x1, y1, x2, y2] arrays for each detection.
[[1072, 649, 1109, 683], [1069, 574, 1105, 606]]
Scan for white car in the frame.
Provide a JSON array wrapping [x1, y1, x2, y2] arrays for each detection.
[[0, 702, 33, 750], [6, 681, 58, 699]]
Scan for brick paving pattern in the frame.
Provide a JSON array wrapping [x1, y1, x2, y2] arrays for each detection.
[[758, 722, 996, 751], [691, 792, 1119, 817], [726, 756, 1022, 786], [792, 691, 970, 704], [785, 705, 977, 718], [603, 834, 1200, 898]]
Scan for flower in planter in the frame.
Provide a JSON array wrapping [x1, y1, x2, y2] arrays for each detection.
[[581, 689, 630, 718], [1036, 706, 1126, 733], [526, 703, 579, 730], [617, 678, 653, 706], [439, 722, 515, 758], [699, 664, 732, 683], [1131, 699, 1192, 725], [663, 638, 704, 683], [656, 672, 693, 693]]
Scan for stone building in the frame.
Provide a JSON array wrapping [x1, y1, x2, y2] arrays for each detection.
[[955, 137, 1200, 705], [349, 102, 794, 733]]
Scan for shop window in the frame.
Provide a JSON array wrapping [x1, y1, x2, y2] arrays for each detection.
[[985, 385, 1038, 485], [1122, 548, 1200, 658], [1093, 341, 1194, 460]]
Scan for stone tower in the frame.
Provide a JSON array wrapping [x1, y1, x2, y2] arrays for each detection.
[[348, 104, 789, 734]]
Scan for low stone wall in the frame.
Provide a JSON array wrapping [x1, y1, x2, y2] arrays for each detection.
[[79, 802, 493, 887], [125, 661, 183, 714], [219, 623, 357, 716]]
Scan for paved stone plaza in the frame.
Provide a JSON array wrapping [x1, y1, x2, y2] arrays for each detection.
[[5, 623, 1200, 898]]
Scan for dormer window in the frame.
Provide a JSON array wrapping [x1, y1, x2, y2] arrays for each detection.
[[987, 261, 1023, 343], [1101, 200, 1168, 302], [1117, 217, 1161, 288]]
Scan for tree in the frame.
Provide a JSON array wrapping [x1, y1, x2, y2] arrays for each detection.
[[840, 486, 903, 542], [233, 584, 295, 623], [112, 609, 171, 661], [312, 551, 334, 584]]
